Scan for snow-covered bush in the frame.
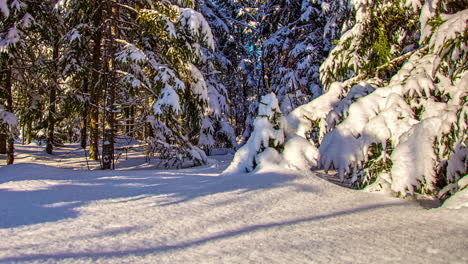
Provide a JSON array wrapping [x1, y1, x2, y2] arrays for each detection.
[[223, 92, 319, 175], [223, 93, 287, 174], [147, 116, 207, 168], [289, 0, 468, 199]]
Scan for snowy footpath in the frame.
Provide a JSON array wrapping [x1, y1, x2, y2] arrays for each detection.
[[0, 145, 467, 263]]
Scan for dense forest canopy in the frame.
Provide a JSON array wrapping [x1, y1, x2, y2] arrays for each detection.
[[0, 0, 467, 201]]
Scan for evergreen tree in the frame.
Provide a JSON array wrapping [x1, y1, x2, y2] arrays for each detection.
[[287, 0, 467, 200], [223, 92, 287, 174], [0, 0, 40, 164]]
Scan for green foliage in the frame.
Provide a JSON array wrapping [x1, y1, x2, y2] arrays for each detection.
[[359, 0, 418, 73], [352, 140, 393, 189], [136, 9, 177, 41]]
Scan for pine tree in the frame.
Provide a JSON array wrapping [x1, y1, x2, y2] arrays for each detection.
[[223, 92, 287, 174], [0, 0, 40, 164], [287, 0, 467, 200], [198, 0, 260, 140]]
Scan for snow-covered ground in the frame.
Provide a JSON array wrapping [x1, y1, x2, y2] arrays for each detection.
[[0, 144, 467, 263]]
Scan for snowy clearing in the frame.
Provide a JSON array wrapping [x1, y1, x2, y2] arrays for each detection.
[[0, 144, 467, 263]]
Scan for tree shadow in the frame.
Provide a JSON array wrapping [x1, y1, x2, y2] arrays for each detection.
[[0, 201, 408, 263], [0, 162, 294, 229]]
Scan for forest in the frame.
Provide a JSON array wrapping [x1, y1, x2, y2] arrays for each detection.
[[0, 0, 467, 202]]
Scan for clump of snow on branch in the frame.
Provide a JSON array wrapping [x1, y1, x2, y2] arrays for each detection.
[[188, 63, 208, 101], [153, 84, 181, 115], [282, 135, 319, 171], [179, 8, 215, 51], [427, 9, 468, 78], [288, 82, 343, 139], [0, 27, 21, 52], [116, 41, 148, 64], [152, 66, 186, 115], [0, 105, 18, 137], [0, 0, 9, 17], [198, 117, 215, 147]]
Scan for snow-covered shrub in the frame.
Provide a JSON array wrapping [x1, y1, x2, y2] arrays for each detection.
[[290, 0, 468, 199], [224, 92, 319, 175], [223, 93, 287, 174], [198, 115, 236, 151], [288, 82, 345, 145], [282, 134, 319, 171], [147, 115, 207, 168]]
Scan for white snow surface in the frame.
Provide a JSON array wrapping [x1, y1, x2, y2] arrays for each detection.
[[0, 144, 467, 263], [443, 188, 468, 210]]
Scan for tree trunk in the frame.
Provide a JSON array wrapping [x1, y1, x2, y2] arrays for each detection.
[[0, 57, 7, 154], [101, 0, 118, 169], [26, 119, 32, 144], [80, 76, 89, 149], [0, 134, 6, 154], [5, 58, 14, 165], [46, 41, 59, 155], [21, 124, 25, 145], [89, 2, 103, 160]]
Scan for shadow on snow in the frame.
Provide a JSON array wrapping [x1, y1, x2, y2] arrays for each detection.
[[0, 162, 292, 229], [0, 201, 408, 263]]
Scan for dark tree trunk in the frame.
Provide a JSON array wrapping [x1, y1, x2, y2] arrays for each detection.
[[89, 2, 103, 161], [0, 134, 6, 154], [25, 119, 32, 144], [0, 58, 7, 154], [46, 41, 59, 155], [101, 0, 118, 170], [5, 58, 14, 165], [80, 76, 89, 149]]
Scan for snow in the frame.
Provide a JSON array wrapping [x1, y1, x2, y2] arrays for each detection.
[[288, 81, 344, 140], [10, 0, 23, 12], [115, 42, 147, 64], [0, 0, 8, 17], [223, 93, 287, 175], [391, 115, 456, 194], [443, 188, 468, 210], [180, 8, 215, 51], [0, 106, 18, 128], [188, 63, 208, 101], [428, 9, 468, 58], [0, 26, 21, 52], [0, 144, 467, 263], [153, 84, 181, 115], [282, 135, 319, 170], [0, 105, 18, 137], [419, 0, 440, 43], [21, 13, 34, 28]]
